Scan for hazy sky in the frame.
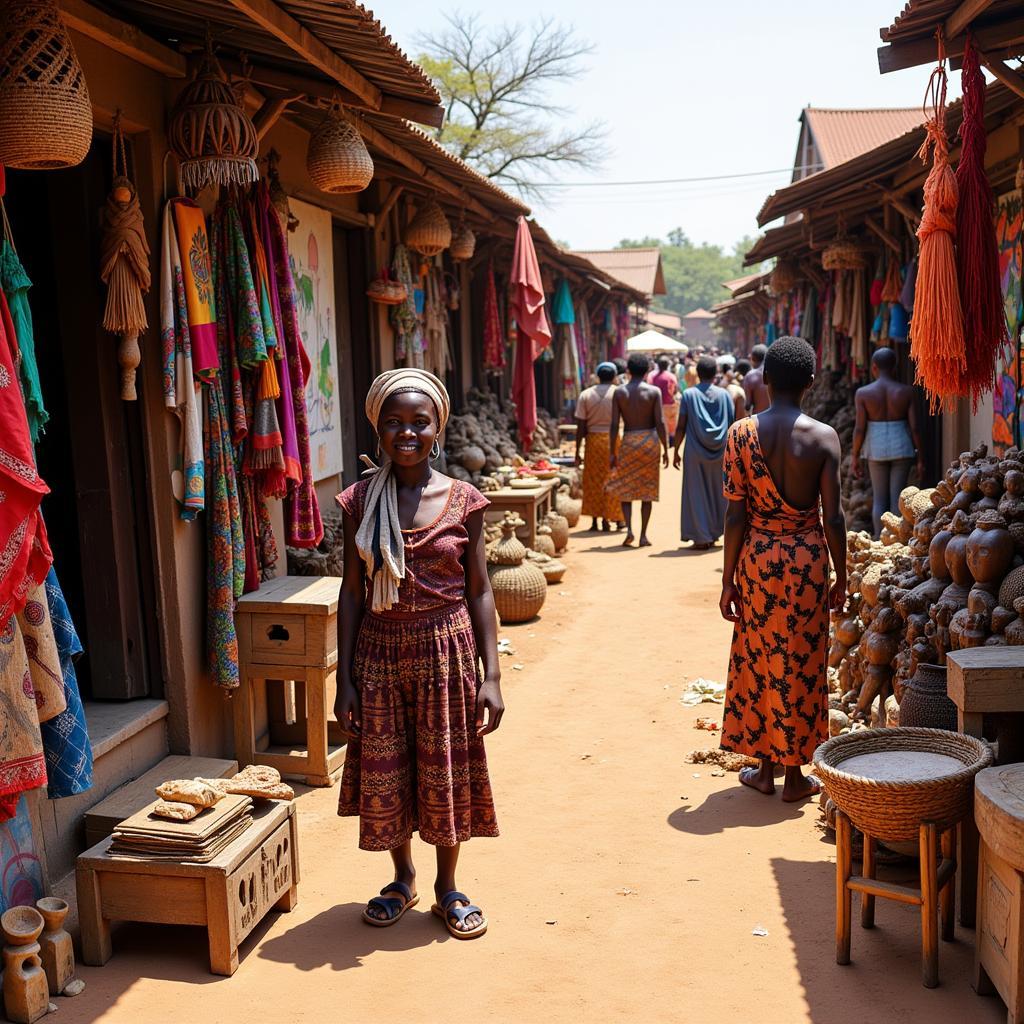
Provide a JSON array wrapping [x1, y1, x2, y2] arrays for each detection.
[[375, 0, 949, 251]]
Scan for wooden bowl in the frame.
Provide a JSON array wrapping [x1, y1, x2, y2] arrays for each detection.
[[2, 906, 44, 945]]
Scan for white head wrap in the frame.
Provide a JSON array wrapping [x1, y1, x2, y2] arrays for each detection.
[[356, 369, 450, 611]]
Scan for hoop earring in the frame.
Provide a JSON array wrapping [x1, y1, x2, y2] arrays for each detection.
[[430, 439, 441, 460], [375, 441, 382, 461]]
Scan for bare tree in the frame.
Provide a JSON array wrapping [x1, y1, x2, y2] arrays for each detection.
[[417, 12, 606, 197]]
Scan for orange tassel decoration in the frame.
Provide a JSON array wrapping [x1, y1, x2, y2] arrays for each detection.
[[910, 39, 966, 411]]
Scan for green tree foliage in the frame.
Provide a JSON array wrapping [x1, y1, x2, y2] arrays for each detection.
[[417, 13, 605, 196], [619, 231, 764, 315]]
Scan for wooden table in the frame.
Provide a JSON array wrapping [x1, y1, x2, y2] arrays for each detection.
[[483, 479, 557, 549], [947, 648, 1024, 927], [76, 801, 298, 976]]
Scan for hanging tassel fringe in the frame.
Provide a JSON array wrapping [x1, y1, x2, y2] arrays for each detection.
[[910, 41, 966, 411], [956, 33, 1009, 411], [257, 352, 280, 400]]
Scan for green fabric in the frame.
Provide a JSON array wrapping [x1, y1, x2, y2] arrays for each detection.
[[0, 240, 47, 443], [552, 279, 575, 325]]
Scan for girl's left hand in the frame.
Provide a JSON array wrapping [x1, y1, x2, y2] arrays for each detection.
[[476, 679, 504, 736]]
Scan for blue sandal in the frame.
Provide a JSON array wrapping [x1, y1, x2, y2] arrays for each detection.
[[431, 890, 488, 939], [361, 882, 419, 927]]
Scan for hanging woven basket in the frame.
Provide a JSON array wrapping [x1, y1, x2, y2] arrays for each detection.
[[822, 238, 872, 271], [167, 42, 258, 192], [449, 221, 476, 261], [768, 257, 799, 296], [0, 0, 92, 169], [306, 105, 373, 194], [405, 197, 451, 257]]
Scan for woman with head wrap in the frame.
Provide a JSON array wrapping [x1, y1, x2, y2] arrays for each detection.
[[335, 368, 502, 940], [574, 361, 625, 532]]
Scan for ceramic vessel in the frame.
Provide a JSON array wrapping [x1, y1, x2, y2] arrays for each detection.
[[944, 512, 975, 587], [544, 511, 570, 553], [36, 897, 73, 996], [929, 527, 953, 580], [967, 512, 1015, 584], [898, 662, 957, 731]]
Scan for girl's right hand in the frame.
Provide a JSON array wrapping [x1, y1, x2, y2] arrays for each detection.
[[335, 682, 361, 738], [719, 583, 741, 623]]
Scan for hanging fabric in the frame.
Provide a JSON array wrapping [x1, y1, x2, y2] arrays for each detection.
[[482, 261, 505, 371], [551, 279, 575, 325], [389, 243, 418, 365]]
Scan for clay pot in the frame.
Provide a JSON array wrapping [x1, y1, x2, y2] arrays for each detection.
[[533, 525, 556, 558], [36, 898, 73, 996], [945, 512, 975, 587], [554, 490, 581, 528], [929, 527, 953, 579], [898, 663, 957, 730], [544, 511, 570, 553], [967, 512, 1015, 584], [1, 908, 43, 948]]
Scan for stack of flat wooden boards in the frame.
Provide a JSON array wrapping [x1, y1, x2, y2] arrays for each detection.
[[108, 794, 254, 863]]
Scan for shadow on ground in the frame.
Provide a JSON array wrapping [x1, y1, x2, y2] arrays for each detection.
[[667, 785, 808, 836]]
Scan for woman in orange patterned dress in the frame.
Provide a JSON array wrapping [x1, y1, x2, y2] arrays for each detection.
[[719, 337, 847, 802]]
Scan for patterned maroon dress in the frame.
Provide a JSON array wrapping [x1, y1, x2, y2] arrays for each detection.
[[335, 478, 499, 851]]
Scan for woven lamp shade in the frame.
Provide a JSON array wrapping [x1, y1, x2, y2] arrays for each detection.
[[769, 258, 799, 296], [307, 107, 373, 194], [406, 198, 451, 257], [822, 239, 871, 271], [167, 46, 258, 192], [0, 0, 92, 169], [449, 222, 476, 261]]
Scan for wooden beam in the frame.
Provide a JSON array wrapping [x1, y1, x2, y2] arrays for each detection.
[[252, 94, 301, 141], [878, 14, 1024, 73], [946, 0, 997, 39], [881, 192, 922, 228], [224, 0, 382, 109], [376, 185, 404, 223], [980, 54, 1024, 102], [864, 216, 902, 255], [61, 0, 187, 77]]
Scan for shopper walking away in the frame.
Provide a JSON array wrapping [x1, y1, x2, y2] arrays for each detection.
[[575, 362, 625, 532], [674, 355, 734, 550], [726, 360, 750, 419], [741, 344, 770, 414], [647, 356, 680, 442], [335, 368, 503, 939], [607, 352, 669, 547], [851, 347, 923, 537], [719, 337, 846, 802]]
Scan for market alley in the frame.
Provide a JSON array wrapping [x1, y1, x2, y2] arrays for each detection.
[[56, 466, 1002, 1024]]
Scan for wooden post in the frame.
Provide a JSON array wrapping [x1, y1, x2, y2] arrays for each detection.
[[920, 822, 939, 988], [941, 827, 956, 942], [861, 833, 877, 929], [75, 866, 112, 966], [835, 810, 853, 965]]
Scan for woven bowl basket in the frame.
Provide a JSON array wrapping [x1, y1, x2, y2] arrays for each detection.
[[0, 0, 92, 169], [406, 198, 451, 257], [813, 727, 992, 843], [307, 109, 373, 194], [489, 562, 547, 622]]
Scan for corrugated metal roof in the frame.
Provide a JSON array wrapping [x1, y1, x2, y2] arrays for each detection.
[[804, 108, 923, 170], [569, 248, 666, 297]]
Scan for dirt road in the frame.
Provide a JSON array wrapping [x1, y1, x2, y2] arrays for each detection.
[[64, 467, 1003, 1024]]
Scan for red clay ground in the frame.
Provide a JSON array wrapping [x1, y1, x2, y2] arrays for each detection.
[[60, 466, 1006, 1023]]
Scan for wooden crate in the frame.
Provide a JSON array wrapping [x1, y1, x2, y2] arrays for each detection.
[[76, 801, 298, 977]]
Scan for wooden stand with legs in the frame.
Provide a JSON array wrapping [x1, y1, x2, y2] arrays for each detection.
[[834, 810, 957, 988]]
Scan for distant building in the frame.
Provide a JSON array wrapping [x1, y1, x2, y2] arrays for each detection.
[[639, 307, 683, 339], [570, 247, 667, 303], [681, 308, 716, 347]]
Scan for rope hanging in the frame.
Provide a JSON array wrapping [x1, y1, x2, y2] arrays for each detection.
[[910, 34, 965, 411], [956, 32, 1009, 411]]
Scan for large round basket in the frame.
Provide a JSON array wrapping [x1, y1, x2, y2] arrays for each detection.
[[405, 198, 451, 257], [813, 727, 992, 843], [306, 107, 373, 194], [0, 0, 92, 169], [821, 239, 871, 271]]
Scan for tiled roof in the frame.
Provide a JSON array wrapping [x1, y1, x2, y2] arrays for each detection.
[[646, 309, 683, 330], [569, 248, 666, 297], [683, 308, 715, 319], [803, 108, 923, 170], [881, 0, 1022, 41]]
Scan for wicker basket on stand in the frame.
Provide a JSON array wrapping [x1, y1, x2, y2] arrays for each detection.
[[487, 514, 546, 623], [0, 0, 92, 169], [405, 197, 451, 257], [813, 727, 992, 843], [306, 104, 373, 194]]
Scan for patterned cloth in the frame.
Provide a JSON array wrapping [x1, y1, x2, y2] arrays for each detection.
[[16, 585, 66, 725], [40, 569, 92, 798], [336, 479, 498, 850], [0, 241, 47, 443], [580, 432, 623, 523], [606, 429, 661, 503], [719, 418, 829, 766]]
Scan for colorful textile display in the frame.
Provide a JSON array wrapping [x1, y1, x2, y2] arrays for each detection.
[[40, 568, 92, 798], [160, 201, 205, 519], [956, 34, 1009, 409], [482, 261, 505, 371], [170, 199, 220, 379], [423, 265, 450, 379], [0, 239, 46, 443], [0, 306, 51, 630], [551, 279, 575, 325], [390, 244, 420, 365], [16, 584, 67, 726], [510, 217, 551, 449]]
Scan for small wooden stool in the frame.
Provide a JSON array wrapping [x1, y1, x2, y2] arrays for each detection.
[[834, 810, 956, 988], [974, 763, 1024, 1023], [234, 576, 344, 786], [76, 801, 298, 976]]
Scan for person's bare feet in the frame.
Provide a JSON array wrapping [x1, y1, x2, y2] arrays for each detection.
[[622, 533, 635, 547], [781, 771, 822, 803], [638, 535, 652, 547], [739, 762, 775, 795]]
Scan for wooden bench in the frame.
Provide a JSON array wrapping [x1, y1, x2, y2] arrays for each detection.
[[76, 801, 298, 976]]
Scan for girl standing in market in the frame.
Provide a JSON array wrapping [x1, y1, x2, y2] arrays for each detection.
[[335, 368, 503, 940]]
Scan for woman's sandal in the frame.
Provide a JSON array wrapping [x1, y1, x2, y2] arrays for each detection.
[[361, 881, 419, 927], [431, 890, 488, 940]]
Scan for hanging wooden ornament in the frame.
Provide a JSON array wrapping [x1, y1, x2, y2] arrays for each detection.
[[0, 0, 92, 169], [167, 33, 258, 192], [405, 197, 451, 257], [99, 115, 151, 400], [306, 100, 373, 194]]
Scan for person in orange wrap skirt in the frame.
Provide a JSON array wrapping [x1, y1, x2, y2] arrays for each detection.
[[718, 337, 847, 802], [575, 362, 624, 531]]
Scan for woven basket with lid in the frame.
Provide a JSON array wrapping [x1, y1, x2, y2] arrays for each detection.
[[406, 198, 451, 257], [487, 514, 546, 622], [449, 222, 476, 261], [307, 106, 374, 194], [0, 0, 92, 169]]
